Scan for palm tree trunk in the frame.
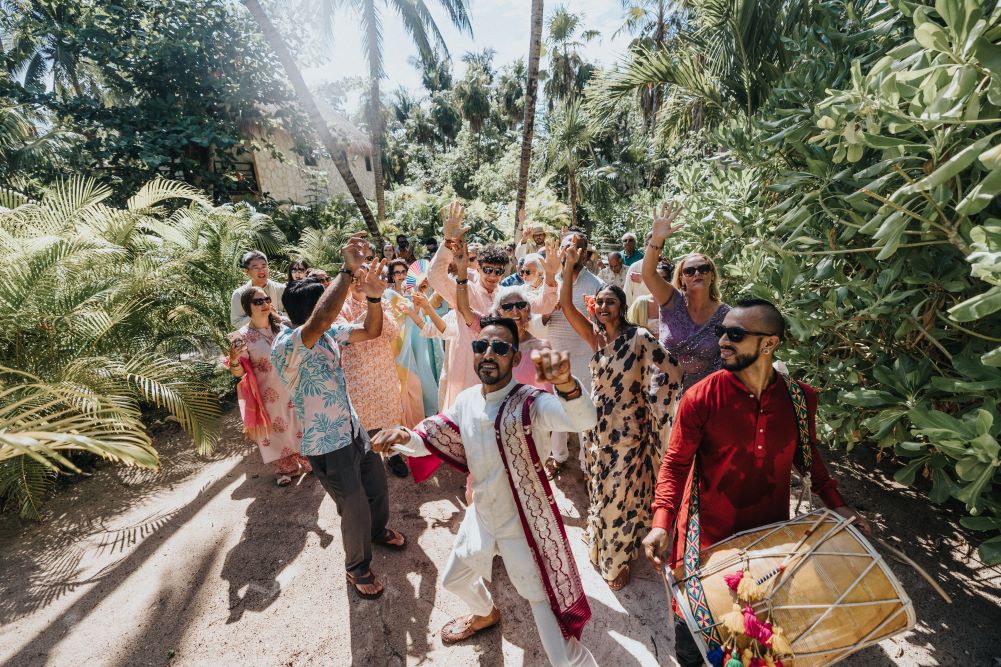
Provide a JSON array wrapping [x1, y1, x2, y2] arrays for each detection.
[[364, 0, 386, 222], [514, 0, 544, 240], [568, 167, 578, 228], [241, 0, 381, 243]]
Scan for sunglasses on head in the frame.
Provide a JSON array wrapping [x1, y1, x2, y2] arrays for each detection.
[[251, 296, 272, 306], [714, 324, 774, 342], [500, 300, 529, 312], [481, 266, 504, 276], [683, 264, 713, 277], [471, 339, 517, 355]]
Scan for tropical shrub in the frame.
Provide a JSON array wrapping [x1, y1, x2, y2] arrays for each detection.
[[0, 177, 282, 517], [607, 0, 1001, 562]]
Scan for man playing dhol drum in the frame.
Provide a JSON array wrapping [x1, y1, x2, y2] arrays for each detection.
[[642, 297, 871, 667]]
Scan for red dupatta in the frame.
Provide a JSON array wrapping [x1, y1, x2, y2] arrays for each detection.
[[411, 384, 591, 640], [235, 357, 270, 441]]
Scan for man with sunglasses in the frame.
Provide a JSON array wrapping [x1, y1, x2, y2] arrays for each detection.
[[271, 234, 406, 601], [642, 298, 871, 667], [371, 318, 598, 666], [428, 202, 559, 409], [230, 250, 286, 327]]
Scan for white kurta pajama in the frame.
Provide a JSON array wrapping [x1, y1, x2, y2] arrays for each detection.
[[404, 379, 599, 667]]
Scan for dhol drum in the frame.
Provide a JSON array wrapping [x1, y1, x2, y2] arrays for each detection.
[[667, 509, 915, 666]]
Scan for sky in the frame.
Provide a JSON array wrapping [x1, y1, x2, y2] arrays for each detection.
[[302, 0, 634, 115]]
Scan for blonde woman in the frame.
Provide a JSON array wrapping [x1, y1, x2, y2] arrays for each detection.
[[642, 203, 730, 391]]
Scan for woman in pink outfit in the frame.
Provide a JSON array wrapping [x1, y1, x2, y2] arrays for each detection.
[[228, 286, 311, 486]]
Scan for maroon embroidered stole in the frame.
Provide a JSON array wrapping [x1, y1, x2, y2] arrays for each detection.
[[414, 385, 591, 641]]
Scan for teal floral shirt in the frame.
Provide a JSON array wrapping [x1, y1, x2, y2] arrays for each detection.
[[271, 324, 369, 456]]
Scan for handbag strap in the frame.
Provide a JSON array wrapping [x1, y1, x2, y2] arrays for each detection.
[[681, 372, 813, 650]]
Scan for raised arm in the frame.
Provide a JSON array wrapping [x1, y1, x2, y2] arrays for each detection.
[[427, 201, 470, 308], [453, 239, 478, 327], [558, 246, 599, 351], [529, 237, 561, 316], [300, 233, 371, 349], [643, 201, 685, 308], [411, 291, 447, 333], [347, 260, 389, 343]]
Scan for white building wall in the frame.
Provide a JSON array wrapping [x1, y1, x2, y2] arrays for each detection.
[[251, 127, 375, 205]]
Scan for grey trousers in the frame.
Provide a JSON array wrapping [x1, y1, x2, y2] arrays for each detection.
[[307, 439, 389, 578]]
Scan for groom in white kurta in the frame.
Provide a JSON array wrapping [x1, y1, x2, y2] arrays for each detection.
[[373, 318, 598, 667]]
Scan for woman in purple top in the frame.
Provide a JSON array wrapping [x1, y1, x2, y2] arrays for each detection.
[[641, 202, 730, 391]]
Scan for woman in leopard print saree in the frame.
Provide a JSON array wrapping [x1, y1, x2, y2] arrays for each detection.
[[559, 247, 684, 590]]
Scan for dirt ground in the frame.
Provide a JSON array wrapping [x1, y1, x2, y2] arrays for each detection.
[[1, 408, 999, 667]]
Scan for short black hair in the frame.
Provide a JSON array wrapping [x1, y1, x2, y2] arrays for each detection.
[[478, 316, 520, 349], [734, 297, 786, 340], [241, 250, 267, 268], [423, 237, 438, 247], [283, 278, 326, 326], [478, 244, 509, 267]]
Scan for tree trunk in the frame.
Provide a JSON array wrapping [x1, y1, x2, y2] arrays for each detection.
[[568, 167, 577, 228], [241, 0, 381, 244], [513, 0, 544, 241], [364, 0, 386, 222]]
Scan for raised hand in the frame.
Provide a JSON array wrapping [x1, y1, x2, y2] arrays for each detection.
[[341, 232, 371, 272], [543, 237, 560, 278], [650, 201, 684, 243], [359, 258, 389, 299], [441, 201, 469, 241], [411, 291, 430, 313], [370, 426, 412, 454], [531, 349, 572, 386], [562, 245, 581, 277]]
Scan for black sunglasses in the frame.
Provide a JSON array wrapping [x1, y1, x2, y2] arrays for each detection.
[[714, 324, 775, 342], [471, 339, 517, 355], [683, 264, 713, 276], [481, 266, 505, 276], [365, 254, 375, 261], [500, 300, 529, 312], [251, 296, 272, 306]]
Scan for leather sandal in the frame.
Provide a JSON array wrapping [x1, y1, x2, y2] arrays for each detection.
[[440, 612, 500, 645], [346, 570, 384, 600], [607, 565, 631, 591], [374, 527, 407, 550], [543, 457, 563, 480]]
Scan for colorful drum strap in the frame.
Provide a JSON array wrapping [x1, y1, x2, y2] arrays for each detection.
[[682, 373, 813, 651]]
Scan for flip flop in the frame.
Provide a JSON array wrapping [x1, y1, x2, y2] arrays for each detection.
[[374, 527, 407, 550], [440, 613, 500, 645], [346, 570, 384, 600]]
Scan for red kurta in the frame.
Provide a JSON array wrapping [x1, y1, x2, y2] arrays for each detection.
[[652, 370, 846, 566]]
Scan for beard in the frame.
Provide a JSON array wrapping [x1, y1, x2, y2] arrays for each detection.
[[721, 345, 760, 372], [476, 360, 508, 385]]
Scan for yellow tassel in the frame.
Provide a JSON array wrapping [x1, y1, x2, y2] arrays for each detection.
[[741, 647, 753, 667], [736, 570, 766, 602], [763, 655, 776, 667], [721, 603, 745, 635], [770, 627, 793, 656]]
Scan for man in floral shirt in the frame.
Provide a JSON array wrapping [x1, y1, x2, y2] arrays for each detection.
[[271, 233, 406, 600]]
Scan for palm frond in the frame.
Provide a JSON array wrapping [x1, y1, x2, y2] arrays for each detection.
[[126, 177, 209, 212]]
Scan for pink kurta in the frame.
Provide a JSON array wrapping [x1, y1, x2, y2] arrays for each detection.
[[239, 325, 303, 464], [427, 244, 558, 409], [335, 296, 404, 431]]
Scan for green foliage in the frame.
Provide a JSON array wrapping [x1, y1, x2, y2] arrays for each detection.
[[607, 0, 1001, 562], [0, 176, 278, 517]]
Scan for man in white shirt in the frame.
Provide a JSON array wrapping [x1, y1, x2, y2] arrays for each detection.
[[230, 250, 286, 327], [597, 251, 626, 289], [542, 230, 603, 477], [372, 319, 598, 666]]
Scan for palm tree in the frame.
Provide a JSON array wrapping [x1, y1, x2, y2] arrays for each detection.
[[514, 0, 544, 238], [330, 0, 473, 223], [241, 0, 382, 243], [2, 0, 94, 97], [614, 0, 682, 129], [589, 0, 805, 142], [543, 6, 599, 110], [542, 99, 597, 229]]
